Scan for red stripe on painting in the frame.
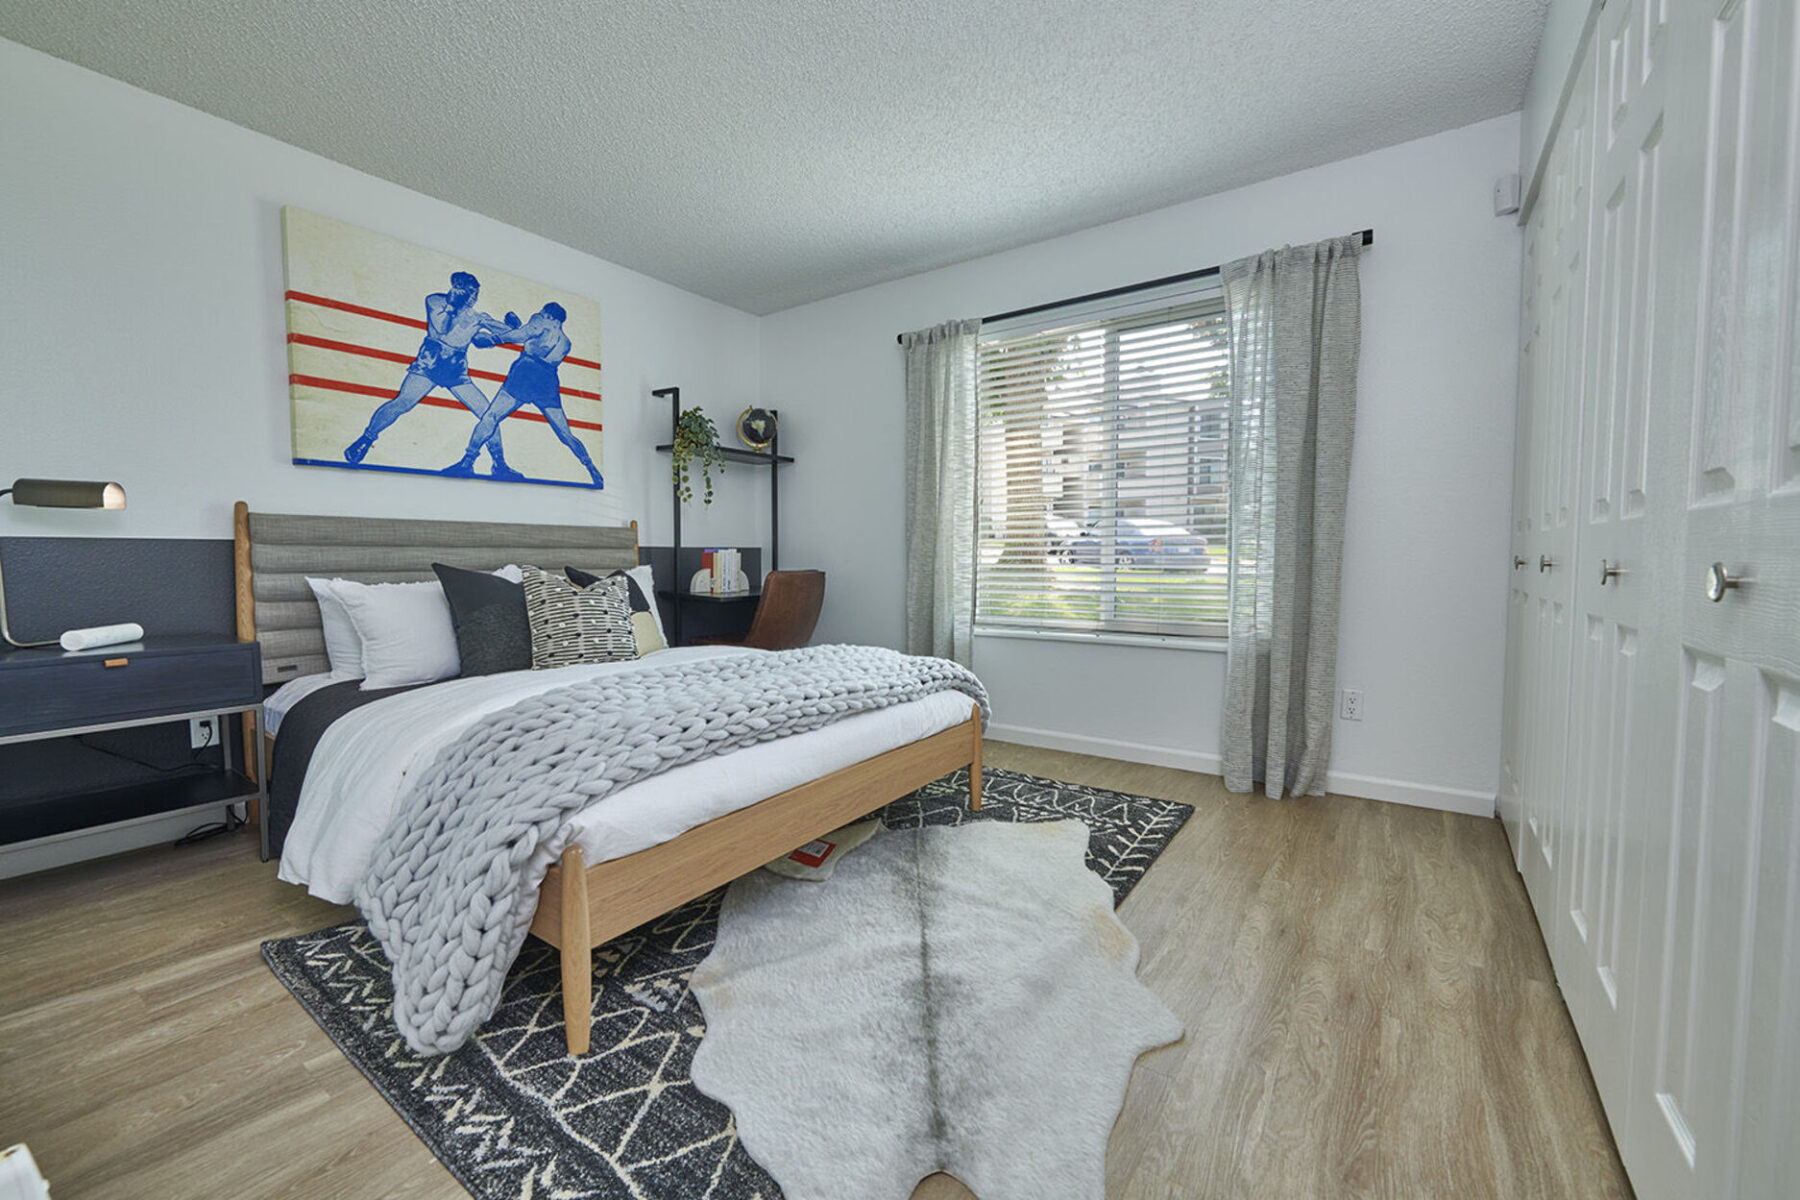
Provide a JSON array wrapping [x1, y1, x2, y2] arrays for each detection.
[[285, 290, 602, 372], [291, 373, 394, 400], [289, 332, 413, 366], [291, 334, 509, 385], [286, 290, 425, 330], [493, 341, 602, 371], [288, 333, 602, 400], [289, 374, 603, 432]]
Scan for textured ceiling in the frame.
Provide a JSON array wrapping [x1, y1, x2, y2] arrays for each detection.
[[1, 0, 1547, 314]]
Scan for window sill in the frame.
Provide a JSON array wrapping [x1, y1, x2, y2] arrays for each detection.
[[972, 626, 1228, 654]]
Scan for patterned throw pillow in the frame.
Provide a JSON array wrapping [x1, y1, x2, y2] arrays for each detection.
[[565, 564, 668, 655], [520, 567, 637, 669]]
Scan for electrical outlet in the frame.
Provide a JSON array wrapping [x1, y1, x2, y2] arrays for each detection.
[[189, 717, 217, 749], [1339, 689, 1363, 721]]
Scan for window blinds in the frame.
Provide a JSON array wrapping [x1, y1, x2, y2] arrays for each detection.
[[975, 288, 1229, 639]]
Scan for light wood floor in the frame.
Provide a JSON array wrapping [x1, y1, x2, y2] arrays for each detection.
[[0, 743, 1632, 1199]]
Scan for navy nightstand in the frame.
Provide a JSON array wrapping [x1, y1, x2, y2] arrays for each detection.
[[0, 635, 266, 876]]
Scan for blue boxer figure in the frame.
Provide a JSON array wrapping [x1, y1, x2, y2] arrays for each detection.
[[444, 303, 602, 487], [344, 272, 522, 478]]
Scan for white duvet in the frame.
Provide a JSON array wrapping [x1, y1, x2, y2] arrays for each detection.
[[278, 646, 977, 905]]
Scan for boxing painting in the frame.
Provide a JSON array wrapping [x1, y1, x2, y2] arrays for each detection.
[[283, 207, 604, 489]]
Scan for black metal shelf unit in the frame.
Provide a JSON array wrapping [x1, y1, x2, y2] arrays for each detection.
[[650, 386, 790, 646], [653, 444, 794, 466]]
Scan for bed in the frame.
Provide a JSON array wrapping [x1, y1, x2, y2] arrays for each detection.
[[234, 502, 983, 1056]]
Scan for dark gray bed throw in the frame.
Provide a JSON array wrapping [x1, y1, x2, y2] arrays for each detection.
[[356, 645, 990, 1056]]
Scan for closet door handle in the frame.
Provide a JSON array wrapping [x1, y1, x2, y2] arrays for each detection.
[[1513, 556, 1527, 569], [1539, 555, 1555, 573], [1599, 559, 1624, 586], [1705, 562, 1745, 602]]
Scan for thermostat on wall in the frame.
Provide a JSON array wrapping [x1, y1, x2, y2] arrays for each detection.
[[1494, 173, 1522, 217]]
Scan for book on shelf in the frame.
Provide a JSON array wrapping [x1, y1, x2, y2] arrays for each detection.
[[694, 548, 747, 596]]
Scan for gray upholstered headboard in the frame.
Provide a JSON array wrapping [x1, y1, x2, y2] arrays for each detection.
[[234, 503, 639, 684]]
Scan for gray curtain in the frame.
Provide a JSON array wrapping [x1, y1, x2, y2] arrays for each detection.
[[902, 319, 981, 664], [1220, 237, 1362, 798]]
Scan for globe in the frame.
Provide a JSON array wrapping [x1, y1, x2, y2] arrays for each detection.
[[737, 406, 777, 451]]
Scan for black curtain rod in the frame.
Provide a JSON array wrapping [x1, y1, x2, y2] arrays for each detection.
[[895, 228, 1374, 343]]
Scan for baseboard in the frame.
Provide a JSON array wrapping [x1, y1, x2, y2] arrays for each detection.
[[984, 723, 1497, 818], [1320, 770, 1497, 819], [986, 723, 1225, 776]]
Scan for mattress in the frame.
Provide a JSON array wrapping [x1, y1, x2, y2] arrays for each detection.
[[277, 646, 976, 904]]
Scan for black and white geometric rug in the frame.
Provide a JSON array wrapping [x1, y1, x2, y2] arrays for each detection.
[[262, 767, 1192, 1200]]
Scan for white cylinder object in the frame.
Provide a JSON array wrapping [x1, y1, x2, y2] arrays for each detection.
[[59, 623, 144, 652]]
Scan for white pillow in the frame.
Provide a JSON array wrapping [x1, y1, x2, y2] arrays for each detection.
[[306, 577, 364, 680], [333, 579, 461, 690]]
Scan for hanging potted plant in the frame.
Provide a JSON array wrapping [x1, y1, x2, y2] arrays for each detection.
[[671, 406, 725, 505]]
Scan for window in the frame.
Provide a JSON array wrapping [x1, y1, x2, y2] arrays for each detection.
[[975, 290, 1229, 639]]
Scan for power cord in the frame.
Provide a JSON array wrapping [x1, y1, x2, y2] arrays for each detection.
[[175, 719, 245, 846], [175, 805, 244, 847], [74, 733, 211, 776], [71, 724, 244, 847]]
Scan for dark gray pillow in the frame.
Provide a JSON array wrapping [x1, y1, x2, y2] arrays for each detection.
[[565, 564, 652, 609], [432, 563, 531, 676]]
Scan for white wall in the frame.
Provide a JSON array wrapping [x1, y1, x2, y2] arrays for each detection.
[[761, 114, 1523, 814], [3, 34, 1523, 814], [0, 38, 765, 554]]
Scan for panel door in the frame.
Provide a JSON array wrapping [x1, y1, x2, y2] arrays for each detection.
[[1624, 0, 1800, 1194], [1553, 0, 1677, 1128], [1499, 205, 1545, 859], [1517, 56, 1599, 939]]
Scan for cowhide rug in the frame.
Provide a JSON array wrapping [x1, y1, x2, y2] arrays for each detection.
[[689, 819, 1182, 1200]]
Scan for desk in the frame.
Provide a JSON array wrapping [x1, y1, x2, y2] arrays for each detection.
[[0, 635, 265, 877], [656, 589, 760, 646]]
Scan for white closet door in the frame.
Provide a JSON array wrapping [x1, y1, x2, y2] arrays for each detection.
[[1555, 0, 1676, 1124], [1625, 0, 1800, 1194], [1499, 207, 1544, 861], [1516, 59, 1598, 938]]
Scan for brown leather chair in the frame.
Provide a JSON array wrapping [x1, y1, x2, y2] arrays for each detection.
[[693, 570, 825, 650]]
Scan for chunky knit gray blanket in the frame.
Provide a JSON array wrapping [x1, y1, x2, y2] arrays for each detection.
[[355, 645, 989, 1055]]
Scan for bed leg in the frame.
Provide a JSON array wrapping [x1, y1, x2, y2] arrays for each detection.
[[969, 704, 983, 813], [559, 845, 592, 1056]]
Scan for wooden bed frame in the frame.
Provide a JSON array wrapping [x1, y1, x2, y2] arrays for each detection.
[[233, 501, 981, 1055]]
